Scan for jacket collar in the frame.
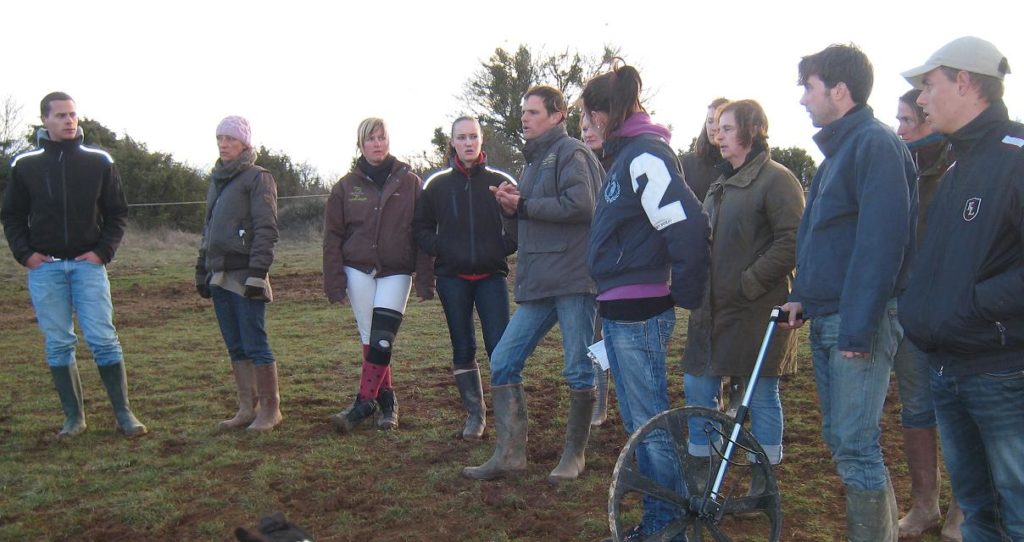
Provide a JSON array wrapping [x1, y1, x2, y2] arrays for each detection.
[[812, 105, 875, 158], [947, 101, 1010, 159], [523, 124, 568, 163], [723, 149, 770, 188], [452, 151, 487, 177], [38, 127, 84, 153]]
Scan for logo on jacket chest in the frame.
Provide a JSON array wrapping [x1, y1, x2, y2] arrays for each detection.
[[349, 186, 368, 202], [603, 172, 621, 203], [963, 197, 981, 221]]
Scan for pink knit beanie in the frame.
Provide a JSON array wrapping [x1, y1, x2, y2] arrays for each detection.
[[216, 116, 252, 148]]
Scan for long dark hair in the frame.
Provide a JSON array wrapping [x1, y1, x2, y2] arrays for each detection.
[[580, 60, 644, 144], [694, 97, 729, 164]]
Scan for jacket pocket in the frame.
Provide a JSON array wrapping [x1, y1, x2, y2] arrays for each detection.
[[935, 288, 1003, 355]]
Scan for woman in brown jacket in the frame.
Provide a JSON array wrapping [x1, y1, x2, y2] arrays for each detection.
[[681, 100, 804, 469], [322, 117, 433, 433]]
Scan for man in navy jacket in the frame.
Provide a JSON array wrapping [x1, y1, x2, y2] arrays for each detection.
[[781, 45, 917, 541], [900, 36, 1023, 541]]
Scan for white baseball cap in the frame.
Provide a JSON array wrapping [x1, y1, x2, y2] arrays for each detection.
[[902, 36, 1011, 89]]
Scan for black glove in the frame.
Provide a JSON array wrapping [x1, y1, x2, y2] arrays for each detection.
[[196, 283, 212, 299], [244, 285, 264, 299]]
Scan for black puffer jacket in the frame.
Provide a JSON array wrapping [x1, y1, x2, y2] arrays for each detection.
[[900, 101, 1024, 375], [2, 129, 127, 264], [413, 156, 517, 277]]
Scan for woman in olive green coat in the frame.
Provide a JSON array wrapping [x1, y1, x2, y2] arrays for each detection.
[[681, 100, 805, 466]]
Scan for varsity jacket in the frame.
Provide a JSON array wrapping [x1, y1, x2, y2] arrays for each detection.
[[587, 131, 710, 309]]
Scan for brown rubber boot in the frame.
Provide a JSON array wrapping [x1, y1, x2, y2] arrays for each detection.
[[462, 383, 527, 480], [941, 498, 963, 542], [898, 428, 941, 538], [247, 363, 282, 432], [548, 387, 597, 483], [218, 360, 259, 431]]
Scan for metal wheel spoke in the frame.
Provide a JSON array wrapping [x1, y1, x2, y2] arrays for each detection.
[[616, 461, 689, 508], [719, 493, 776, 515]]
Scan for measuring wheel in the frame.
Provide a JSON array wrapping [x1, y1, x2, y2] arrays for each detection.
[[608, 406, 782, 541]]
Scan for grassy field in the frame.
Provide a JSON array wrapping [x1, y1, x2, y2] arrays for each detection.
[[0, 230, 953, 541]]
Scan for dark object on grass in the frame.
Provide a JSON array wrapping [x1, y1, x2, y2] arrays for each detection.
[[234, 512, 314, 542]]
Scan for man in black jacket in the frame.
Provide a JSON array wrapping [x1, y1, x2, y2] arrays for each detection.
[[1, 92, 146, 439], [900, 37, 1022, 540]]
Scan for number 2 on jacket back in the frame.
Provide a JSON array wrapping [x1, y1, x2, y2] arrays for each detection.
[[630, 152, 687, 230]]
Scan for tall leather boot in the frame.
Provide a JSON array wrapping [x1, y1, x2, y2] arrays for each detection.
[[847, 485, 896, 542], [454, 368, 486, 440], [898, 427, 941, 538], [218, 360, 259, 431], [941, 498, 963, 542], [376, 388, 398, 430], [97, 362, 147, 437], [50, 363, 87, 438], [247, 363, 282, 432], [591, 363, 609, 426], [548, 387, 597, 483], [462, 383, 527, 480]]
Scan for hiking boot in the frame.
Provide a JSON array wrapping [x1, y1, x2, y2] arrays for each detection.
[[376, 388, 398, 430], [331, 397, 378, 434]]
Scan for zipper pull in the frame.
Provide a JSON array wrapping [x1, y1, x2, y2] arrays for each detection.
[[938, 365, 943, 377], [996, 321, 1007, 346], [239, 228, 246, 246]]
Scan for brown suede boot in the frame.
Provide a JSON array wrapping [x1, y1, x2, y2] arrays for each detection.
[[247, 363, 282, 432], [898, 428, 941, 538], [218, 360, 259, 431]]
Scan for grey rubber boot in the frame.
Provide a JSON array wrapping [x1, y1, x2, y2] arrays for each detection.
[[591, 364, 609, 426], [218, 360, 259, 431], [454, 369, 486, 440], [247, 363, 282, 432], [97, 362, 147, 437], [376, 388, 398, 430], [846, 486, 896, 542], [50, 363, 87, 438], [548, 387, 597, 483], [462, 383, 528, 480]]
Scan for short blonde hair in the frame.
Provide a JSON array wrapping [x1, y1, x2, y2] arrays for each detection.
[[357, 118, 387, 148]]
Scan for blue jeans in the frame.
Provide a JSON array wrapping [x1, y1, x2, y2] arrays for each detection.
[[810, 298, 901, 491], [893, 336, 936, 428], [604, 309, 683, 534], [489, 294, 596, 390], [211, 286, 275, 365], [931, 366, 1024, 541], [435, 274, 510, 369], [27, 260, 123, 367], [684, 373, 783, 464]]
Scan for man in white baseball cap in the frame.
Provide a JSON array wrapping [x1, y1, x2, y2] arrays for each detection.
[[898, 36, 1023, 541]]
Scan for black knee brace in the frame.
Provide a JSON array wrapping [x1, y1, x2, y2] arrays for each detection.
[[367, 307, 403, 366]]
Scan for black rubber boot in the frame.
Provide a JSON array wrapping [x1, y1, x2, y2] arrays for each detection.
[[330, 396, 378, 434], [97, 363, 148, 437], [50, 363, 87, 438], [376, 388, 398, 430], [454, 369, 486, 440]]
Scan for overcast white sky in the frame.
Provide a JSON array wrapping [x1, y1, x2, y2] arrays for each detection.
[[5, 1, 1022, 180]]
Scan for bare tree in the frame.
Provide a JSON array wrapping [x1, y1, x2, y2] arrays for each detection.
[[1, 95, 31, 194]]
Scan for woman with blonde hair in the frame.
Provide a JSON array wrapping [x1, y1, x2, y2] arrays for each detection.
[[323, 117, 433, 433]]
